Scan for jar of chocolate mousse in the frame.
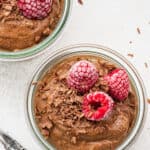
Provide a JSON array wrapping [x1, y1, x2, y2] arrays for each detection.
[[0, 0, 72, 60], [26, 44, 147, 150]]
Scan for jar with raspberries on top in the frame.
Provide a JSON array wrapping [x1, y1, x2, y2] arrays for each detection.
[[26, 44, 146, 150]]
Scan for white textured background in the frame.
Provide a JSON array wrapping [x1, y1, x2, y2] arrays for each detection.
[[0, 0, 150, 149]]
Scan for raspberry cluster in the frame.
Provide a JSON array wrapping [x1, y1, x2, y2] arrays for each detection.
[[67, 60, 129, 121]]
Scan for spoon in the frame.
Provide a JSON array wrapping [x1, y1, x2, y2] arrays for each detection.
[[0, 130, 26, 150]]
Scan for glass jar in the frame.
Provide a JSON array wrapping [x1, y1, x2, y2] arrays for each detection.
[[0, 0, 72, 61], [26, 44, 147, 150]]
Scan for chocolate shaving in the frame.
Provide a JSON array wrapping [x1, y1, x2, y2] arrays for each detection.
[[137, 27, 141, 34], [41, 129, 49, 139], [78, 0, 83, 5], [71, 137, 77, 144], [144, 62, 148, 68], [129, 41, 132, 44], [147, 98, 150, 104], [127, 53, 134, 58]]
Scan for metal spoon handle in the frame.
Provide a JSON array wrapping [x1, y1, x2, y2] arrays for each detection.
[[0, 130, 26, 150]]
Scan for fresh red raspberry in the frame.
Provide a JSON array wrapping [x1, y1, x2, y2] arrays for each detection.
[[104, 68, 129, 101], [17, 0, 52, 19], [82, 92, 114, 121], [67, 60, 99, 93]]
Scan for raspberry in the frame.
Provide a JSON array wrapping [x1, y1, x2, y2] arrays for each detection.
[[104, 68, 129, 101], [82, 92, 114, 121], [67, 60, 99, 93], [18, 0, 52, 19]]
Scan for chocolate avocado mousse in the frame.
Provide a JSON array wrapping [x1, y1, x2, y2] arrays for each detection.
[[0, 0, 64, 51], [34, 55, 138, 150]]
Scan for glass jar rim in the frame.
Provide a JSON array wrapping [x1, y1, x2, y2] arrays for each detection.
[[0, 0, 72, 61], [26, 43, 147, 150]]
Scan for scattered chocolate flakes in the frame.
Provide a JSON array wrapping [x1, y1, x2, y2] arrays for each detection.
[[144, 62, 148, 68], [35, 35, 41, 43], [147, 98, 150, 104], [137, 27, 141, 34], [78, 0, 83, 5], [40, 121, 53, 129], [127, 53, 134, 58], [41, 129, 49, 139], [129, 41, 132, 44], [43, 27, 51, 36], [71, 136, 77, 144]]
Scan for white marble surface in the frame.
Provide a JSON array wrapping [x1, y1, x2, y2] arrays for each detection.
[[0, 0, 150, 149]]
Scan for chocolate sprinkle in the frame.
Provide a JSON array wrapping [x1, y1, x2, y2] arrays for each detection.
[[147, 98, 150, 104], [127, 53, 134, 58], [137, 27, 141, 34], [78, 0, 83, 5], [144, 62, 148, 68]]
